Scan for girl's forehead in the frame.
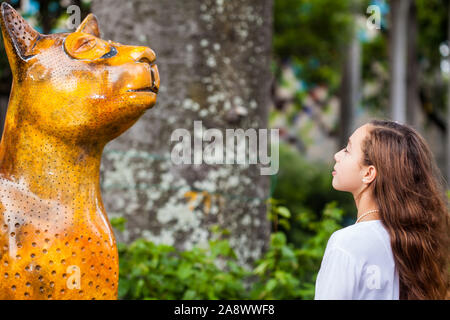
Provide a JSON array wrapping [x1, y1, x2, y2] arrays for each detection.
[[352, 124, 370, 141]]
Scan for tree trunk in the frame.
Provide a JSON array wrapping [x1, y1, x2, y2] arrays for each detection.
[[339, 14, 361, 148], [406, 1, 421, 128], [92, 0, 273, 266], [389, 0, 410, 123]]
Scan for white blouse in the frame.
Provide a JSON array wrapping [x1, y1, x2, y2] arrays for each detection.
[[314, 220, 399, 300]]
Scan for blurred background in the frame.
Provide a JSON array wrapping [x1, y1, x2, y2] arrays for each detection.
[[0, 0, 449, 299]]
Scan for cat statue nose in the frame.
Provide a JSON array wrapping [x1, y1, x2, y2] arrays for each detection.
[[130, 46, 156, 65], [130, 46, 159, 93]]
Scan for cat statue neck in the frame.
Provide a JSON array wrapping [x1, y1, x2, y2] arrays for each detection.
[[0, 2, 159, 299]]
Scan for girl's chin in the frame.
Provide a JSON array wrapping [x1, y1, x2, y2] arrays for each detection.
[[331, 177, 339, 190], [331, 177, 345, 191], [332, 180, 356, 193]]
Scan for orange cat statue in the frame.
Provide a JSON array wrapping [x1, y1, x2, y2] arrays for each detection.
[[0, 2, 159, 299]]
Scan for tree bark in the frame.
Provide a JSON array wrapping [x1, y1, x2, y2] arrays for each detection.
[[406, 1, 421, 128], [339, 13, 361, 148], [92, 0, 273, 266], [389, 0, 410, 123]]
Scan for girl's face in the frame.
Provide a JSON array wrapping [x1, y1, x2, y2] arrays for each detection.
[[332, 124, 372, 194]]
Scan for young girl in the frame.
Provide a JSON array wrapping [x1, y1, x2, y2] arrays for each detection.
[[314, 119, 449, 300]]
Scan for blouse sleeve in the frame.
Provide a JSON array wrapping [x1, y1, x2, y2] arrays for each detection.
[[314, 242, 359, 300]]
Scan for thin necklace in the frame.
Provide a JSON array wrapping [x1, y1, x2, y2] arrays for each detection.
[[355, 209, 379, 224]]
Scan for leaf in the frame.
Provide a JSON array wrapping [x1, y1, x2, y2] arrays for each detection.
[[118, 277, 130, 299], [177, 263, 193, 280], [110, 216, 127, 232], [265, 279, 277, 292], [278, 219, 291, 230], [277, 206, 291, 218], [253, 260, 270, 275], [182, 289, 198, 300]]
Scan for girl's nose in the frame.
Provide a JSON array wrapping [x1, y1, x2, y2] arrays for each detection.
[[334, 150, 341, 162]]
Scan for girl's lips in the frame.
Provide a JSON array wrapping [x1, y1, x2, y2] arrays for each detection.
[[332, 170, 336, 176]]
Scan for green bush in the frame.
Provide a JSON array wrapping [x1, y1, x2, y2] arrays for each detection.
[[272, 143, 353, 246], [117, 233, 249, 300], [112, 200, 344, 300]]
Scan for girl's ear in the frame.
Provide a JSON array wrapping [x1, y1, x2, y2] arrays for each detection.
[[0, 3, 40, 73], [75, 13, 100, 38], [362, 165, 377, 184]]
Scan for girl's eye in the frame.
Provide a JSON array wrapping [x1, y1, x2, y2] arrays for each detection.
[[344, 147, 349, 153]]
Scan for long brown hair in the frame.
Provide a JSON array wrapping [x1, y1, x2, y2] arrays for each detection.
[[361, 119, 449, 300]]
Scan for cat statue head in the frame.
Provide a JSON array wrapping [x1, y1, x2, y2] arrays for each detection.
[[0, 2, 159, 145]]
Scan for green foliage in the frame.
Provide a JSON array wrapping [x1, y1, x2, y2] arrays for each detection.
[[267, 198, 292, 232], [115, 200, 344, 300], [272, 143, 354, 246], [110, 216, 127, 232], [117, 227, 250, 300], [274, 0, 353, 87], [415, 0, 449, 117], [417, 0, 449, 71]]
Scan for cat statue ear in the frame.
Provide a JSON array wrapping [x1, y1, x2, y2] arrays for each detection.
[[76, 13, 100, 38], [0, 2, 40, 70]]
